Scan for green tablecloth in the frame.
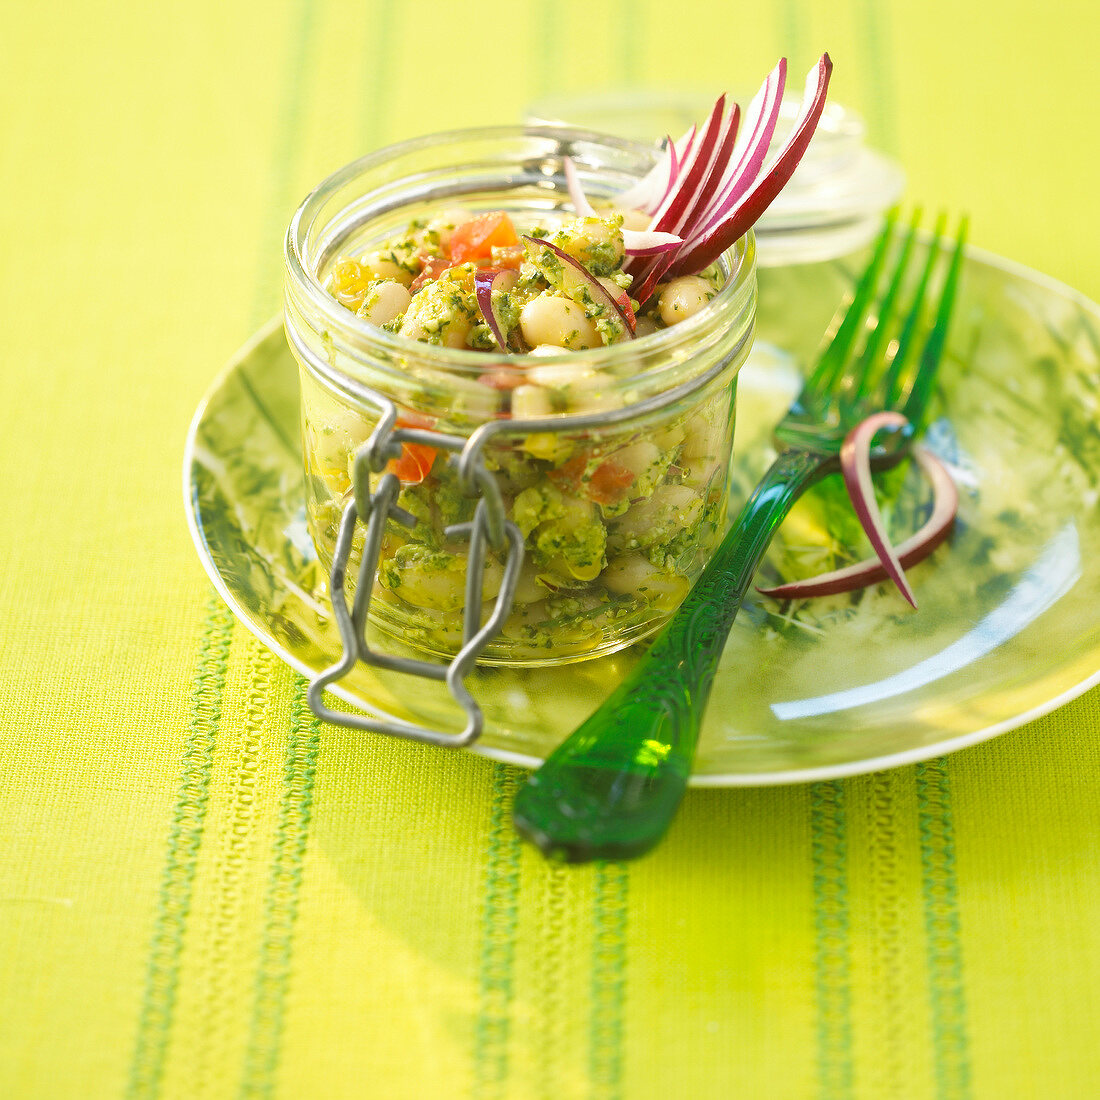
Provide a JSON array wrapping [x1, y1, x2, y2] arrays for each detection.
[[3, 2, 1099, 1096]]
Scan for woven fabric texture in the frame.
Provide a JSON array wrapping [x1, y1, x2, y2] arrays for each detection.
[[2, 2, 1099, 1097]]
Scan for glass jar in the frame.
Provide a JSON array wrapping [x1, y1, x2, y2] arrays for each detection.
[[284, 126, 756, 667]]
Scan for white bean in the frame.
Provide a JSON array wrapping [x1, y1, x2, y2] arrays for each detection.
[[398, 278, 475, 347], [607, 440, 660, 478], [510, 563, 551, 605], [519, 294, 600, 349], [555, 216, 625, 275], [612, 484, 701, 546], [681, 405, 729, 459], [386, 558, 463, 611], [357, 280, 411, 326], [360, 250, 414, 286], [500, 599, 549, 640], [652, 421, 686, 453], [568, 373, 621, 414], [680, 455, 722, 489], [399, 311, 471, 348], [550, 495, 600, 534], [526, 363, 620, 414], [533, 497, 606, 582], [526, 361, 599, 388], [511, 384, 553, 420], [602, 553, 689, 608], [494, 268, 520, 293], [658, 275, 713, 326], [540, 554, 602, 584], [387, 552, 502, 611]]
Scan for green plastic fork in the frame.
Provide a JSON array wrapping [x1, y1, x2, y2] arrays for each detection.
[[512, 210, 968, 862]]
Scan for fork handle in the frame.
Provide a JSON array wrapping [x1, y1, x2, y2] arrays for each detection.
[[512, 447, 832, 861]]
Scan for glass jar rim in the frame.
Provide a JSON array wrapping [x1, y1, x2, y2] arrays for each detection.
[[284, 123, 757, 390]]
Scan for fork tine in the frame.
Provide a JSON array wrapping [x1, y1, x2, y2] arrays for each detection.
[[900, 216, 969, 427], [854, 206, 923, 380], [802, 206, 899, 399], [835, 208, 925, 417], [878, 210, 947, 408]]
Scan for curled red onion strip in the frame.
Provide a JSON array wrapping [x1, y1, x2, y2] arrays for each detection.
[[757, 440, 959, 603], [841, 410, 916, 606], [666, 102, 742, 242]]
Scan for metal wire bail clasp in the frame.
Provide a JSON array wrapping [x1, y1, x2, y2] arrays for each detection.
[[307, 397, 525, 747]]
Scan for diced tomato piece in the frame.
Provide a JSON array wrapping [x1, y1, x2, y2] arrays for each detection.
[[586, 459, 636, 505], [604, 282, 637, 333], [548, 453, 587, 492], [548, 453, 637, 505], [409, 255, 453, 294], [449, 212, 519, 264], [388, 414, 437, 484], [618, 295, 637, 333], [391, 443, 435, 483]]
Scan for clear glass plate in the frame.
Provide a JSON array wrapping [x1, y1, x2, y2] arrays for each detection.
[[184, 244, 1100, 784]]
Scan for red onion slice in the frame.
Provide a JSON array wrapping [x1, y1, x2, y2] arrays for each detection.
[[662, 136, 682, 208], [629, 252, 678, 309], [723, 60, 787, 195], [662, 102, 743, 242], [622, 228, 682, 256], [671, 54, 832, 277], [564, 54, 833, 303], [757, 445, 958, 600], [621, 95, 743, 300], [649, 95, 728, 232], [696, 59, 787, 234], [611, 128, 684, 213], [474, 268, 518, 352], [563, 156, 598, 218], [565, 155, 681, 256], [522, 236, 635, 338], [841, 410, 916, 606]]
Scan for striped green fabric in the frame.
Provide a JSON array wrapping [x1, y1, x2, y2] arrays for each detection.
[[127, 596, 234, 1100], [2, 2, 1100, 1098]]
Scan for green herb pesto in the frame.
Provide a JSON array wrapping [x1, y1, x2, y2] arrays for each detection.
[[513, 484, 566, 538], [492, 289, 521, 334]]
